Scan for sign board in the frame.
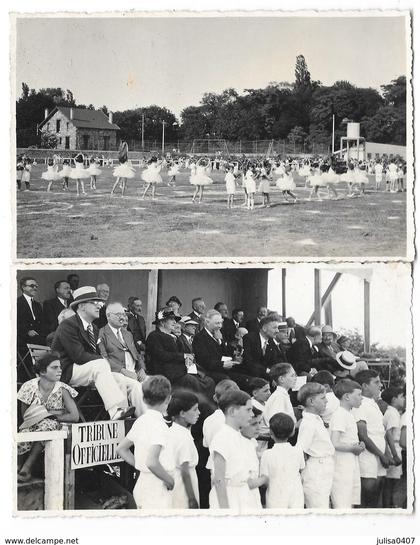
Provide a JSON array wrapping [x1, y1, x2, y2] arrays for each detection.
[[71, 420, 125, 470]]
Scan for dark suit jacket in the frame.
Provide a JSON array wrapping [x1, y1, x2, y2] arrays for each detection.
[[287, 338, 333, 375], [241, 332, 281, 377], [176, 333, 194, 354], [221, 318, 238, 344], [145, 329, 187, 383], [192, 329, 226, 376], [51, 314, 101, 384], [315, 342, 340, 372], [43, 297, 68, 334], [17, 295, 46, 347], [188, 311, 204, 330], [98, 324, 140, 373], [245, 317, 261, 334], [127, 312, 147, 347], [93, 304, 108, 330], [289, 324, 307, 343]]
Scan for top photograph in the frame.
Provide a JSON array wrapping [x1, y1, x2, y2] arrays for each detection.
[[13, 12, 413, 261]]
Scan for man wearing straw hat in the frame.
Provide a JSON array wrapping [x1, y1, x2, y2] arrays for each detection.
[[52, 286, 135, 420]]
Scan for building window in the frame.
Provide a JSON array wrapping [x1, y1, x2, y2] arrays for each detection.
[[56, 119, 61, 133], [59, 137, 62, 145], [66, 122, 69, 130], [103, 135, 110, 150], [83, 135, 90, 150]]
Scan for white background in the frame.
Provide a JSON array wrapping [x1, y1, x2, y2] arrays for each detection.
[[1, 0, 418, 541]]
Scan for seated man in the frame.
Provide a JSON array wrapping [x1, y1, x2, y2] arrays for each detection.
[[146, 308, 211, 395], [98, 302, 147, 417], [52, 286, 135, 420], [126, 296, 147, 352], [188, 297, 206, 329], [43, 280, 71, 334], [316, 325, 341, 362], [287, 326, 333, 376], [241, 313, 283, 378], [286, 316, 307, 344], [245, 306, 268, 334], [17, 276, 47, 355], [221, 306, 245, 345], [272, 321, 290, 363]]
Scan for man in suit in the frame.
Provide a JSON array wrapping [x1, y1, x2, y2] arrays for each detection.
[[272, 321, 290, 363], [93, 282, 110, 329], [176, 316, 198, 354], [220, 306, 245, 344], [126, 296, 147, 351], [316, 325, 341, 372], [192, 309, 251, 389], [98, 302, 146, 417], [287, 326, 334, 376], [188, 297, 206, 329], [286, 316, 307, 344], [245, 306, 268, 334], [66, 273, 80, 303], [43, 280, 71, 334], [17, 276, 47, 353], [52, 286, 135, 420], [241, 313, 283, 378]]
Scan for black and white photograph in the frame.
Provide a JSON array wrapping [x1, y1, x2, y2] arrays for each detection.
[[13, 13, 412, 260], [14, 264, 412, 513]]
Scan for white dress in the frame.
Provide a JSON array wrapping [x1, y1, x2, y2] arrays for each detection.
[[276, 174, 296, 191], [87, 162, 102, 176], [340, 168, 357, 184], [41, 165, 61, 181], [113, 162, 136, 179], [354, 167, 369, 184], [299, 164, 311, 177], [168, 163, 179, 177], [308, 169, 325, 187], [69, 162, 91, 180], [324, 168, 340, 185], [244, 170, 256, 193], [167, 422, 199, 508], [142, 163, 163, 184], [59, 165, 72, 178], [190, 164, 213, 186], [388, 163, 398, 182], [225, 172, 236, 194]]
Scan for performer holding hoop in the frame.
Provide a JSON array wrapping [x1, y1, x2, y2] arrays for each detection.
[[191, 157, 213, 204], [111, 141, 135, 197]]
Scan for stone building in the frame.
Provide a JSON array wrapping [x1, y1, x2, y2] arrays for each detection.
[[39, 106, 120, 151]]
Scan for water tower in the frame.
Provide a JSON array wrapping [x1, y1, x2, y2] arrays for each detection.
[[339, 121, 366, 163]]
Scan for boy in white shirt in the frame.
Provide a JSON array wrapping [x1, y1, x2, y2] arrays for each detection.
[[311, 370, 340, 426], [203, 379, 239, 448], [353, 370, 392, 508], [116, 375, 174, 509], [329, 379, 366, 508], [381, 387, 406, 507], [263, 363, 297, 425], [296, 383, 335, 508], [260, 413, 305, 508]]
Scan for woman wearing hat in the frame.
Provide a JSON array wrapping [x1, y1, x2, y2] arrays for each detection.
[[165, 296, 182, 317], [17, 352, 79, 483]]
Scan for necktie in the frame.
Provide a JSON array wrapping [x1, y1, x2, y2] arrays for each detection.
[[118, 328, 128, 349], [262, 340, 268, 355], [87, 324, 97, 352], [29, 298, 35, 320]]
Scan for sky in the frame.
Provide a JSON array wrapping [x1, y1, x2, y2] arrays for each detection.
[[14, 14, 408, 118], [267, 263, 411, 348]]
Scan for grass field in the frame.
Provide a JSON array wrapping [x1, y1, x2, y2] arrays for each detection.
[[16, 164, 407, 259]]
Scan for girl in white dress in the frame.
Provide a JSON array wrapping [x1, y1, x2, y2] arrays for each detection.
[[341, 162, 357, 197], [167, 392, 200, 509], [307, 162, 325, 201], [69, 153, 90, 196], [141, 156, 163, 200], [167, 160, 179, 187], [87, 157, 102, 190], [258, 163, 272, 208], [387, 160, 398, 192], [111, 141, 136, 197], [190, 157, 213, 203], [299, 160, 312, 187], [321, 163, 339, 200], [225, 165, 236, 209], [374, 161, 383, 191], [21, 158, 32, 191], [42, 158, 62, 192], [276, 165, 298, 203], [244, 167, 256, 210], [59, 159, 72, 191]]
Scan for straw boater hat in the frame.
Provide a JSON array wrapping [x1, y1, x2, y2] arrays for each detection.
[[180, 316, 199, 326], [69, 286, 104, 310], [152, 308, 182, 325], [335, 351, 358, 371]]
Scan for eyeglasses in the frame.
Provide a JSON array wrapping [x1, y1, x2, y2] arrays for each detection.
[[25, 284, 38, 288], [110, 312, 126, 318]]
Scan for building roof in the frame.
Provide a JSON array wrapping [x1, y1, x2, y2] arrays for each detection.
[[40, 106, 120, 131]]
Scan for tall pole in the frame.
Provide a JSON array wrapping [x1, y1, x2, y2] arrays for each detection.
[[141, 114, 145, 150], [364, 279, 371, 353], [161, 121, 165, 155], [331, 113, 335, 154], [314, 269, 321, 326]]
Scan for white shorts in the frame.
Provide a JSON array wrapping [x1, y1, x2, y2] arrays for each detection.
[[358, 449, 386, 479], [133, 471, 173, 509], [301, 456, 334, 509], [331, 452, 361, 508]]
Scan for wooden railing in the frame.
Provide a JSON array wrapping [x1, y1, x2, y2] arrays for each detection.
[[16, 429, 68, 510]]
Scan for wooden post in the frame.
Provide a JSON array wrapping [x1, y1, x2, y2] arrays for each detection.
[[306, 272, 342, 328], [314, 269, 321, 326], [364, 279, 371, 353], [44, 438, 65, 510], [63, 426, 75, 510], [324, 297, 333, 327], [146, 269, 159, 334], [281, 268, 287, 318]]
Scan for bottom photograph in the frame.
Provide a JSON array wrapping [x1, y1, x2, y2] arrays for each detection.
[[14, 264, 412, 513]]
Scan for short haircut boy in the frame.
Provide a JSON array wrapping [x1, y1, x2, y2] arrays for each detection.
[[214, 379, 239, 402], [269, 363, 293, 384], [381, 386, 405, 406], [142, 375, 171, 406], [269, 412, 295, 441], [311, 370, 335, 389], [218, 390, 251, 414], [333, 378, 362, 399], [297, 382, 325, 406], [354, 369, 378, 387], [249, 377, 268, 393]]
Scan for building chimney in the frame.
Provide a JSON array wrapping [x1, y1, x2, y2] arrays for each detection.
[[70, 108, 74, 120], [108, 111, 113, 124], [44, 108, 49, 119]]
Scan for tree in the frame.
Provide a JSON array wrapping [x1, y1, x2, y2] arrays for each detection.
[[382, 76, 406, 107], [294, 55, 312, 90], [361, 105, 406, 145]]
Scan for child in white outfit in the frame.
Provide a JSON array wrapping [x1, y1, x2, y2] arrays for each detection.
[[263, 363, 297, 426], [116, 376, 174, 509], [260, 413, 305, 508]]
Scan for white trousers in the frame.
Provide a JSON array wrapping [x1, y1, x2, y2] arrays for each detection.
[[70, 359, 126, 415], [331, 452, 361, 508], [112, 372, 146, 417], [302, 456, 334, 509]]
